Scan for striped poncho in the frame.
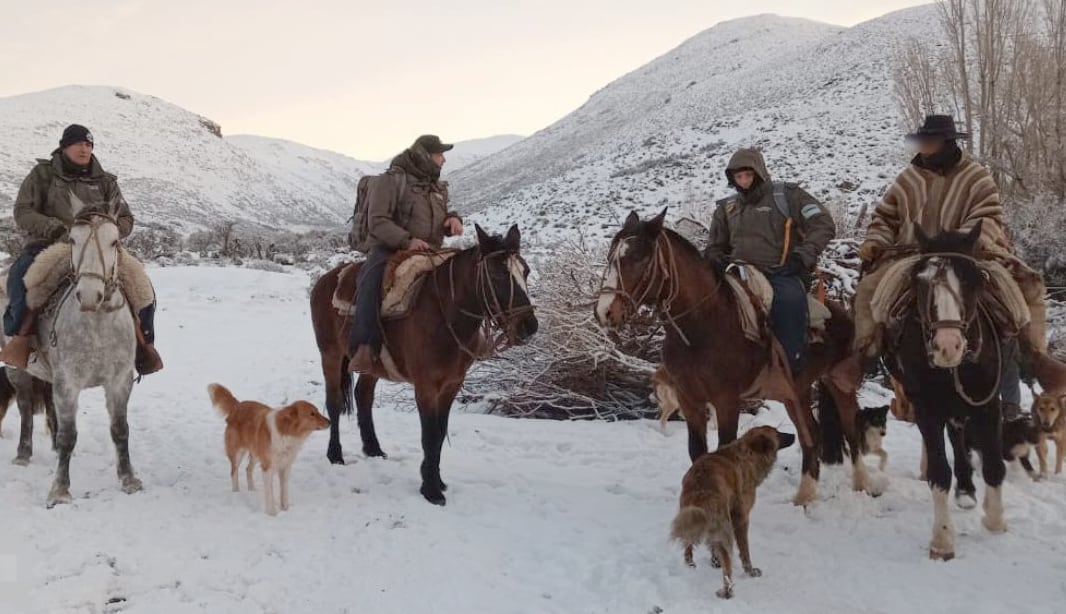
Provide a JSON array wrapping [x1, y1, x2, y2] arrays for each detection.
[[866, 153, 1019, 267]]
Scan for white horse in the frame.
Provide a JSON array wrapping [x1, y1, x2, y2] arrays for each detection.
[[19, 198, 140, 507]]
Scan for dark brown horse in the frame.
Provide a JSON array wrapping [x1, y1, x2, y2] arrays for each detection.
[[596, 210, 866, 505], [310, 224, 538, 505]]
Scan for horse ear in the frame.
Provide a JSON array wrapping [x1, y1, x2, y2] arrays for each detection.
[[647, 207, 668, 236], [504, 224, 521, 251], [962, 220, 984, 252], [623, 211, 640, 233], [475, 224, 490, 248], [913, 222, 931, 249]]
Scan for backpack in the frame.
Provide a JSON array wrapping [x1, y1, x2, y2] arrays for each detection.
[[349, 170, 406, 252]]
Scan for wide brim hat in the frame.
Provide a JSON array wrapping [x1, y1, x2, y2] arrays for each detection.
[[905, 114, 970, 140]]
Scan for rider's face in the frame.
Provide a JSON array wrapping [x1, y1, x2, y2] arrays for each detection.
[[63, 141, 93, 166], [733, 169, 756, 190], [915, 137, 945, 157]]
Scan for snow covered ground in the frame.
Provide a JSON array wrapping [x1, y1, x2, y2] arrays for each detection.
[[1, 266, 1064, 614]]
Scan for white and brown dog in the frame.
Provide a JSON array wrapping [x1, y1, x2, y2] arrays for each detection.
[[208, 384, 330, 515]]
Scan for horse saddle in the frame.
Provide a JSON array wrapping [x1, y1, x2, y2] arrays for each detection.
[[332, 250, 459, 321], [23, 243, 156, 313], [870, 255, 1030, 335], [724, 263, 832, 344]]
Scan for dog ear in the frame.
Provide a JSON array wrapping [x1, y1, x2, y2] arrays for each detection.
[[1058, 394, 1066, 413]]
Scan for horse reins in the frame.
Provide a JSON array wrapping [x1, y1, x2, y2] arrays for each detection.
[[434, 249, 534, 360]]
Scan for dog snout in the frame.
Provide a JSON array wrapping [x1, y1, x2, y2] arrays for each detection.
[[777, 431, 796, 450]]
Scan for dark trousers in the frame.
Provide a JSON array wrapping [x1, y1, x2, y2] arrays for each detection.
[[769, 272, 809, 374], [349, 247, 392, 352], [138, 301, 157, 344], [3, 244, 47, 336], [999, 338, 1021, 407]]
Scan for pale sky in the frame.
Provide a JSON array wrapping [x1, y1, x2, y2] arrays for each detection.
[[0, 0, 929, 160]]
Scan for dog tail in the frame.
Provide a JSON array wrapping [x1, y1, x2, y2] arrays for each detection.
[[817, 380, 847, 465], [670, 506, 733, 550], [208, 383, 239, 418]]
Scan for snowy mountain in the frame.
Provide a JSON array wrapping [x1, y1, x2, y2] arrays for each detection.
[[441, 134, 524, 176], [454, 7, 941, 243], [0, 86, 520, 234], [0, 86, 383, 233]]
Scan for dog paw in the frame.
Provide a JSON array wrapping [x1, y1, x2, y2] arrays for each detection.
[[745, 566, 762, 578], [716, 587, 734, 599], [710, 555, 722, 569]]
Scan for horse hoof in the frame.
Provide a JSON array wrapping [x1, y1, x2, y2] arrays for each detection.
[[420, 485, 446, 506], [363, 447, 388, 459], [328, 454, 345, 465], [929, 547, 955, 561], [12, 456, 30, 467], [46, 488, 72, 508], [982, 516, 1007, 534], [122, 477, 143, 494], [439, 480, 448, 492], [956, 492, 977, 510]]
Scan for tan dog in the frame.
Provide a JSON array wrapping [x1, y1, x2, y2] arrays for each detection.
[[1033, 393, 1066, 478], [208, 383, 330, 516], [670, 426, 795, 599]]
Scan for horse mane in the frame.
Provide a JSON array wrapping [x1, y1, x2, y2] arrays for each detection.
[[660, 227, 703, 261]]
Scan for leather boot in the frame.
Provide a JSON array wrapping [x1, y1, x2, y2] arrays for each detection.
[[0, 309, 39, 370], [348, 344, 378, 373], [135, 342, 164, 376]]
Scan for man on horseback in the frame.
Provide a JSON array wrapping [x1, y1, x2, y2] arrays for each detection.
[[703, 148, 836, 375], [0, 124, 163, 376], [843, 114, 1066, 395], [348, 134, 464, 373]]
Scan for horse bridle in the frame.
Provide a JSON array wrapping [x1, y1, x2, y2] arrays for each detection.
[[910, 251, 1001, 406], [70, 212, 124, 313], [599, 234, 705, 346], [437, 249, 535, 358]]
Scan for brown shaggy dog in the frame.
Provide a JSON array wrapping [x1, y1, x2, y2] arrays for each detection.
[[208, 383, 330, 516], [670, 425, 795, 599], [1033, 393, 1066, 477]]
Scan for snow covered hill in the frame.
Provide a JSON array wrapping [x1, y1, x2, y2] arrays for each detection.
[[1, 265, 1063, 613], [454, 6, 940, 244], [0, 86, 521, 234]]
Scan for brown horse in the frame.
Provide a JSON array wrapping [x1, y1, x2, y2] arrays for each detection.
[[595, 210, 867, 505], [309, 224, 538, 505]]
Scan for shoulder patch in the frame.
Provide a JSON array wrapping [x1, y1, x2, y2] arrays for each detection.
[[800, 204, 822, 219]]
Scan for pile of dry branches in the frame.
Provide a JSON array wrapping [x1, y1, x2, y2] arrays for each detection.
[[463, 233, 663, 420]]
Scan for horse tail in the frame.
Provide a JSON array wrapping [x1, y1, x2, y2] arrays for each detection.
[[0, 369, 15, 413], [207, 383, 240, 419], [338, 365, 354, 416], [817, 380, 846, 465]]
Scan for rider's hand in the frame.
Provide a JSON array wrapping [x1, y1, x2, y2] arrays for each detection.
[[445, 217, 464, 237], [858, 241, 883, 263], [407, 238, 431, 252]]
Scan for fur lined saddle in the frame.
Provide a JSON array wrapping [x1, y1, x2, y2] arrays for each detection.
[[23, 243, 156, 313], [724, 263, 832, 343], [870, 255, 1030, 335], [332, 250, 459, 320]]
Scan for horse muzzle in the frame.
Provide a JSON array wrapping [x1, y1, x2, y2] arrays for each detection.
[[76, 289, 106, 312], [595, 294, 625, 328], [509, 313, 539, 345], [929, 327, 967, 368]]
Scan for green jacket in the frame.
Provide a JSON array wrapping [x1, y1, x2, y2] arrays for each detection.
[[703, 148, 835, 272], [364, 146, 461, 250], [13, 151, 134, 247]]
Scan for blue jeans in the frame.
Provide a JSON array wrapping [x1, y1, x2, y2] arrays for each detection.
[[769, 273, 808, 374], [3, 244, 47, 336]]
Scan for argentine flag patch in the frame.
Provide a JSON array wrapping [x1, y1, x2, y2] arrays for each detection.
[[801, 204, 822, 219]]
